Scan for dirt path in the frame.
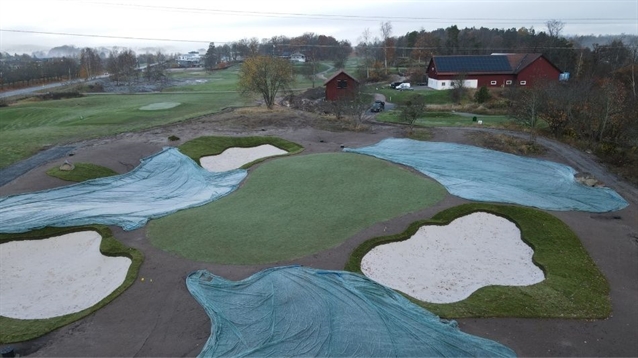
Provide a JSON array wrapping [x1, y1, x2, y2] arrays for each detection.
[[2, 110, 637, 357]]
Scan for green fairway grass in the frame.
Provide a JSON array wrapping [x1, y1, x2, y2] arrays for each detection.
[[148, 153, 447, 264], [0, 226, 143, 343], [0, 92, 246, 169], [179, 135, 303, 166], [46, 163, 118, 182], [346, 203, 611, 319]]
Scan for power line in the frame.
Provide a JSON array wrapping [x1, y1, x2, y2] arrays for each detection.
[[62, 0, 635, 24], [0, 29, 219, 44], [2, 29, 633, 52]]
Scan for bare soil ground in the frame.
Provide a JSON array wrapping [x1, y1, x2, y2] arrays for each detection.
[[1, 107, 637, 357]]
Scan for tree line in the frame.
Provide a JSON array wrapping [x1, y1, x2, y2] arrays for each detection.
[[201, 33, 352, 69], [0, 49, 173, 89]]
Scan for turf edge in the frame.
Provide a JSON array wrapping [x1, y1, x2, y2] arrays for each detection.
[[345, 203, 611, 319]]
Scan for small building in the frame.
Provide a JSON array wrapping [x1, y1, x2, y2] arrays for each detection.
[[290, 52, 306, 63], [426, 53, 561, 90], [177, 51, 202, 67], [323, 70, 359, 101]]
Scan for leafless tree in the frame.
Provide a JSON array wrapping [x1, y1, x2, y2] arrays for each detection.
[[330, 87, 371, 129], [400, 94, 427, 133], [357, 28, 372, 79], [507, 84, 548, 142], [380, 21, 393, 75], [545, 20, 565, 38], [80, 47, 102, 80]]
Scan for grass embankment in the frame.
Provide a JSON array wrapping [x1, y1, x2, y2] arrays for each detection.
[[149, 153, 447, 264], [375, 87, 453, 105], [372, 87, 516, 128], [46, 163, 118, 182], [179, 135, 304, 167], [466, 131, 547, 156], [0, 226, 143, 343], [346, 203, 610, 319], [378, 110, 511, 128], [0, 92, 246, 169]]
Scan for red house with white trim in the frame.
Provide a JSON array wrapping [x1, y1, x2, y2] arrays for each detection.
[[324, 70, 359, 101], [426, 53, 561, 90]]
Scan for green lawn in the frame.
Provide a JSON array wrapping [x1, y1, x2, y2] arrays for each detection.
[[0, 226, 143, 343], [374, 88, 454, 105], [346, 203, 611, 319], [378, 110, 512, 128], [148, 153, 447, 264], [0, 92, 246, 169], [46, 163, 118, 182]]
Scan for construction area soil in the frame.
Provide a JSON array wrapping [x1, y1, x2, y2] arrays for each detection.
[[1, 108, 637, 357]]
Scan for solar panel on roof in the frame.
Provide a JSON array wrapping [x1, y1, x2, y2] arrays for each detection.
[[436, 56, 512, 73]]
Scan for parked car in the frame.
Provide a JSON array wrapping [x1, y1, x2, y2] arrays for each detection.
[[370, 100, 385, 112], [396, 83, 413, 91], [390, 81, 403, 89]]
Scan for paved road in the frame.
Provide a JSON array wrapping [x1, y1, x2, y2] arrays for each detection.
[[0, 76, 109, 99], [0, 146, 76, 187]]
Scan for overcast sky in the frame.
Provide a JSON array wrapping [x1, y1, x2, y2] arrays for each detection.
[[0, 0, 636, 54]]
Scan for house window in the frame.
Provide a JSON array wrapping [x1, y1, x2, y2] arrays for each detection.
[[520, 81, 527, 86], [337, 79, 347, 89], [490, 81, 497, 85], [441, 82, 446, 86], [506, 80, 512, 85]]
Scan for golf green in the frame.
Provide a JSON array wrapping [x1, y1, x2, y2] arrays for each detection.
[[148, 153, 447, 264]]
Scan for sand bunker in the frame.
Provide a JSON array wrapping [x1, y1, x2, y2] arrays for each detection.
[[0, 231, 131, 319], [200, 145, 287, 172], [139, 102, 181, 110], [361, 212, 544, 303]]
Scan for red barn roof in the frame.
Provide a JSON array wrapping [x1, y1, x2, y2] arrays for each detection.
[[323, 69, 359, 86]]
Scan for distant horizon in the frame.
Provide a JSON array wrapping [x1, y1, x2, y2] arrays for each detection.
[[2, 30, 636, 57]]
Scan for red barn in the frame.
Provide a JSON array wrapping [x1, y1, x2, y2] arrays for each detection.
[[324, 70, 359, 101], [426, 53, 561, 90]]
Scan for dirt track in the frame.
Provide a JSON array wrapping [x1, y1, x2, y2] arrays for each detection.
[[1, 108, 637, 357]]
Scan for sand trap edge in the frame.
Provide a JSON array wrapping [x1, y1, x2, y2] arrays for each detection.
[[0, 226, 143, 344]]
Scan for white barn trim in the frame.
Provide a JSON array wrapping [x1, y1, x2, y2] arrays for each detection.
[[427, 78, 478, 90]]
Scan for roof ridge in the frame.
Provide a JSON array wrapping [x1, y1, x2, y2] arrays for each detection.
[[512, 53, 529, 73], [323, 69, 359, 86]]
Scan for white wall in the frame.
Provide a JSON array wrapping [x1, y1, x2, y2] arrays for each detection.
[[428, 78, 478, 90]]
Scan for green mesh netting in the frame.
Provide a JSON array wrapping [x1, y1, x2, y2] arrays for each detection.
[[187, 266, 515, 357], [0, 148, 246, 233], [344, 138, 627, 212]]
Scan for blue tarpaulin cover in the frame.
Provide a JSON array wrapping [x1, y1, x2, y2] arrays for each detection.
[[0, 148, 246, 233], [186, 266, 516, 357], [344, 138, 628, 212]]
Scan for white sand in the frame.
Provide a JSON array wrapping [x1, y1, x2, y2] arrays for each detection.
[[200, 144, 288, 172], [0, 231, 131, 319], [361, 212, 544, 304], [139, 102, 181, 110]]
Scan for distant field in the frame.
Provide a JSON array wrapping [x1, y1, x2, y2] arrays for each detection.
[[0, 61, 342, 169], [163, 66, 240, 92], [0, 92, 246, 169], [377, 111, 512, 128], [374, 88, 453, 105]]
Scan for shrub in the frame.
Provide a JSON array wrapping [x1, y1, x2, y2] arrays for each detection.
[[474, 86, 491, 104]]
